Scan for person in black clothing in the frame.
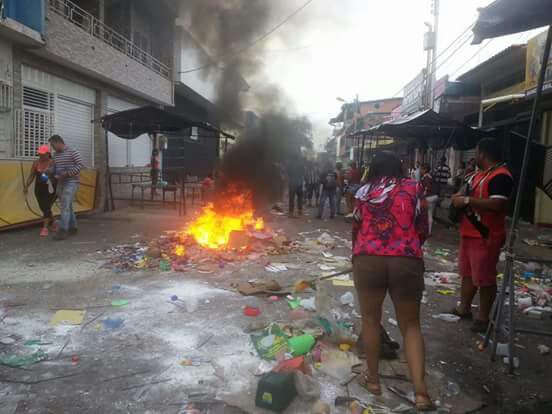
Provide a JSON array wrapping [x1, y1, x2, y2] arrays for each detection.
[[24, 144, 57, 237], [317, 164, 338, 219], [287, 155, 305, 218]]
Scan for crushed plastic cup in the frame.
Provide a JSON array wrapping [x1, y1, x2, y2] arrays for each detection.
[[340, 292, 354, 306], [244, 306, 261, 317]]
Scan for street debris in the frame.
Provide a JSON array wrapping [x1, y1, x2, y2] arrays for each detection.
[[537, 344, 550, 355], [0, 350, 47, 368], [50, 310, 86, 326], [432, 313, 461, 323]]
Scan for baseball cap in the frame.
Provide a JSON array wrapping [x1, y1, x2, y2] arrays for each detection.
[[38, 144, 51, 155]]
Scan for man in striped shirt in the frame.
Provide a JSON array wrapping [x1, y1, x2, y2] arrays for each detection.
[[49, 134, 83, 240]]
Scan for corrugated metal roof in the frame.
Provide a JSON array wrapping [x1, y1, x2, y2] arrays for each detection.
[[456, 44, 526, 83]]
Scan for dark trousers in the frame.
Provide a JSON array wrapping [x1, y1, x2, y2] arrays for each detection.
[[306, 183, 320, 205], [318, 189, 336, 218], [288, 184, 303, 214]]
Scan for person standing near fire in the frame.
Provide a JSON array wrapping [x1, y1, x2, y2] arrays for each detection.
[[286, 154, 305, 218], [335, 162, 345, 215], [150, 149, 160, 198], [450, 138, 513, 333]]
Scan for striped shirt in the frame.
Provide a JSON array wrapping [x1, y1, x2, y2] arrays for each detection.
[[53, 146, 83, 183]]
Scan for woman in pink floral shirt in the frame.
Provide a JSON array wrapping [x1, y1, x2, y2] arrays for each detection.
[[352, 151, 434, 411]]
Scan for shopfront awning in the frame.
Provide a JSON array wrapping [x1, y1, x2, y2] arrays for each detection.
[[351, 109, 480, 150], [99, 106, 235, 140], [472, 0, 552, 44]]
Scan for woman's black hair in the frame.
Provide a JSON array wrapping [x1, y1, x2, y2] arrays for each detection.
[[365, 151, 404, 182]]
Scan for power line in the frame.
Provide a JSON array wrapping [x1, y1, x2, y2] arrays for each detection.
[[390, 21, 475, 98], [449, 38, 495, 79], [179, 0, 315, 74]]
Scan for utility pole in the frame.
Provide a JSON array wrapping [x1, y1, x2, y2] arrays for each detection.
[[429, 0, 440, 106]]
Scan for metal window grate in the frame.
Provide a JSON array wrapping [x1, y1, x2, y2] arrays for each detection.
[[14, 108, 55, 159], [23, 86, 54, 111], [48, 0, 171, 79]]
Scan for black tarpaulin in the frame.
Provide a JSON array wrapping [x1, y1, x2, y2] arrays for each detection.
[[472, 0, 552, 44], [352, 109, 480, 150], [100, 106, 234, 140]]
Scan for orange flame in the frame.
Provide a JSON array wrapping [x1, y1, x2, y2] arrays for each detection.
[[186, 191, 264, 249], [175, 245, 186, 256]]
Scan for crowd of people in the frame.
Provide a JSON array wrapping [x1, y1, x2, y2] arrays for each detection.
[[286, 138, 512, 409], [24, 135, 83, 240]]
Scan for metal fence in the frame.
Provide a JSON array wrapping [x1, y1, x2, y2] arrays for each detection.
[[48, 0, 171, 79]]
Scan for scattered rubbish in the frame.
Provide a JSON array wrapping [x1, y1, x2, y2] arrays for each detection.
[[254, 360, 277, 376], [294, 371, 320, 400], [111, 284, 121, 291], [538, 344, 550, 355], [255, 372, 297, 412], [436, 289, 455, 296], [111, 299, 129, 308], [274, 356, 308, 375], [179, 357, 202, 366], [50, 310, 85, 326], [287, 298, 301, 310], [288, 335, 315, 356], [171, 295, 179, 301], [244, 306, 261, 317], [102, 317, 124, 330], [518, 297, 533, 310], [299, 297, 316, 311], [268, 295, 280, 302], [340, 292, 355, 306], [432, 313, 461, 323], [483, 384, 491, 394], [0, 337, 16, 345], [265, 263, 288, 273], [332, 279, 355, 287], [388, 318, 398, 327], [319, 349, 359, 381], [0, 350, 47, 368], [310, 400, 330, 414], [322, 252, 334, 258], [235, 280, 282, 296], [318, 264, 335, 271], [289, 309, 309, 320], [442, 380, 461, 397], [251, 326, 288, 360], [339, 343, 351, 352], [71, 355, 80, 365]]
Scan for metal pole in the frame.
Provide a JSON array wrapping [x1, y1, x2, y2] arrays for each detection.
[[495, 26, 552, 374]]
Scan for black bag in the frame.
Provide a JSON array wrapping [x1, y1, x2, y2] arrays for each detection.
[[449, 183, 468, 224]]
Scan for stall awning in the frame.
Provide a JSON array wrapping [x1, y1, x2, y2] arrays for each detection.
[[99, 106, 235, 140], [351, 109, 480, 150], [472, 0, 552, 44]]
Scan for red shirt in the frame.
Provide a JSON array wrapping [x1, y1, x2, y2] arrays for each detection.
[[352, 178, 428, 259], [460, 165, 513, 239]]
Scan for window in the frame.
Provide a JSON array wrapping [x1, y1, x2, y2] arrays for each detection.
[[15, 86, 55, 158]]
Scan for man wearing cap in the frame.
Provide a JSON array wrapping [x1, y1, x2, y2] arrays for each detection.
[[48, 135, 84, 240]]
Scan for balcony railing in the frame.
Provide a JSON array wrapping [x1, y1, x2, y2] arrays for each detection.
[[49, 0, 171, 79]]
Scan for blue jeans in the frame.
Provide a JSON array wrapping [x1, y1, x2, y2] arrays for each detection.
[[57, 181, 79, 232], [318, 189, 336, 218]]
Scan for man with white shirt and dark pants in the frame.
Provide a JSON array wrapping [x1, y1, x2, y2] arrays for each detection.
[[49, 135, 83, 240]]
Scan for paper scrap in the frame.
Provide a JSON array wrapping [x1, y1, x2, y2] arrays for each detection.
[[50, 310, 86, 326]]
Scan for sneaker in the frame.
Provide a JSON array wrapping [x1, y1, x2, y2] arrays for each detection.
[[40, 227, 49, 237], [53, 230, 68, 241], [68, 227, 78, 236]]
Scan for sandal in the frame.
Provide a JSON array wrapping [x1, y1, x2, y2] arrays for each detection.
[[450, 307, 473, 320], [415, 394, 437, 412], [358, 371, 382, 396]]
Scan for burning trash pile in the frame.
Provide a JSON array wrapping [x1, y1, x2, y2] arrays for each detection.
[[101, 190, 298, 273]]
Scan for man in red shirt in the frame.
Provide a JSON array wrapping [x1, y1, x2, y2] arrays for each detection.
[[451, 138, 513, 333]]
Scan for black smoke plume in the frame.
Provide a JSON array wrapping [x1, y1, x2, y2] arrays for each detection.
[[180, 0, 313, 206]]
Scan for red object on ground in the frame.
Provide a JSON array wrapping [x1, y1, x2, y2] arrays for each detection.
[[71, 355, 80, 365], [273, 356, 309, 375], [244, 306, 261, 317]]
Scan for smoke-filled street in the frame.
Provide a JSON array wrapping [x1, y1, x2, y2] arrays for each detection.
[[2, 1, 552, 413]]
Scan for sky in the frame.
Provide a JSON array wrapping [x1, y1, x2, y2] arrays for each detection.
[[250, 0, 543, 150]]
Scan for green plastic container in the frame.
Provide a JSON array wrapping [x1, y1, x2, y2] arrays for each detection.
[[255, 372, 297, 412]]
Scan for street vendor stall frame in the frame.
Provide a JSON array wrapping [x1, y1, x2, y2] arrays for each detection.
[[471, 0, 552, 374], [98, 106, 235, 212]]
